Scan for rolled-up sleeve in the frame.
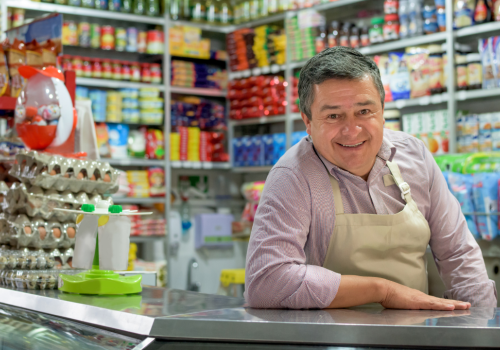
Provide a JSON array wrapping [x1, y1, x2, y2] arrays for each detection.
[[245, 167, 341, 309], [423, 145, 497, 307]]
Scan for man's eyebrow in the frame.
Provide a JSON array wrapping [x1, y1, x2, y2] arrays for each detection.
[[355, 100, 376, 106], [319, 105, 341, 112]]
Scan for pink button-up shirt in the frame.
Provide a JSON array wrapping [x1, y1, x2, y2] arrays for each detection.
[[245, 129, 497, 309]]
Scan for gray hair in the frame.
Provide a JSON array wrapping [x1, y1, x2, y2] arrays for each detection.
[[298, 46, 385, 120]]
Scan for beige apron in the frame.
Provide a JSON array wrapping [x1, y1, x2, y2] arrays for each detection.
[[322, 160, 430, 293]]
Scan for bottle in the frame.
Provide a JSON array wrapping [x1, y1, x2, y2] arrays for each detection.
[[146, 0, 160, 16], [399, 0, 410, 39], [370, 17, 385, 44], [428, 44, 444, 94], [349, 26, 360, 49], [206, 0, 219, 23], [133, 0, 145, 14], [169, 0, 181, 19], [456, 53, 469, 91], [179, 176, 192, 234], [250, 0, 259, 19], [408, 0, 423, 36], [182, 0, 191, 19], [327, 21, 340, 48], [315, 25, 327, 54], [360, 26, 370, 47], [454, 0, 475, 28], [122, 0, 133, 12], [467, 53, 482, 90], [474, 0, 492, 24], [191, 0, 206, 21], [260, 0, 269, 17], [339, 22, 350, 47], [220, 0, 233, 24], [384, 14, 400, 41]]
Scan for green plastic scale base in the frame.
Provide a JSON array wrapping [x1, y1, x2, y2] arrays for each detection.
[[59, 269, 142, 295]]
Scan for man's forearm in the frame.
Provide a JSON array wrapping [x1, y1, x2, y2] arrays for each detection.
[[326, 275, 387, 308]]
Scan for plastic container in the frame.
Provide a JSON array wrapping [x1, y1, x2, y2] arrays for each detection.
[[456, 54, 469, 91], [370, 17, 385, 44], [384, 0, 399, 14], [383, 14, 400, 41]]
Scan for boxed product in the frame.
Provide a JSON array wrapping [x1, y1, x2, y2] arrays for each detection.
[[232, 137, 245, 167], [406, 47, 430, 98], [247, 135, 264, 167], [292, 131, 308, 146], [272, 133, 286, 164]]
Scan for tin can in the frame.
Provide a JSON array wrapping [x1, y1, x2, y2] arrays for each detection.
[[121, 61, 131, 81], [72, 56, 83, 77], [130, 62, 141, 82], [137, 31, 147, 53], [150, 63, 162, 84], [82, 57, 93, 78], [146, 30, 163, 54], [141, 63, 151, 83], [95, 0, 108, 9], [90, 24, 101, 49], [78, 22, 91, 48], [115, 28, 127, 52], [62, 21, 78, 46], [61, 55, 73, 71], [112, 60, 122, 80], [101, 26, 115, 50], [126, 27, 138, 52], [102, 59, 113, 79], [108, 0, 121, 11], [91, 59, 103, 79]]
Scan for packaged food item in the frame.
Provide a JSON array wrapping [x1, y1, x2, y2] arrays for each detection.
[[109, 0, 121, 11], [95, 0, 108, 9], [406, 47, 430, 98], [454, 0, 475, 28], [472, 173, 500, 241], [78, 22, 91, 48], [474, 0, 492, 24], [388, 52, 410, 100], [128, 129, 146, 158], [107, 123, 129, 159], [148, 168, 165, 197], [384, 14, 400, 41], [138, 31, 147, 53], [141, 63, 152, 83], [112, 60, 122, 80], [147, 30, 164, 54], [408, 0, 424, 36], [95, 123, 111, 157], [126, 27, 138, 52], [0, 46, 9, 97], [456, 54, 468, 90], [385, 0, 399, 14], [146, 129, 165, 159], [399, 0, 410, 39], [446, 173, 479, 238], [6, 39, 26, 98], [42, 40, 57, 68], [115, 28, 127, 52], [90, 24, 101, 49], [62, 21, 78, 46], [131, 62, 141, 82], [101, 26, 115, 50], [25, 41, 43, 69], [339, 23, 350, 47], [467, 53, 483, 90], [82, 57, 92, 78], [480, 38, 496, 89], [428, 45, 443, 94], [102, 59, 113, 79], [315, 25, 327, 53], [437, 7, 446, 31], [91, 58, 102, 79], [72, 56, 83, 77], [150, 63, 162, 84], [12, 9, 25, 28]]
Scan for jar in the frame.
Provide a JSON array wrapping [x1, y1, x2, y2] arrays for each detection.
[[384, 0, 399, 14], [61, 55, 73, 71], [454, 0, 475, 28], [327, 21, 340, 48], [82, 57, 92, 78], [147, 30, 163, 54], [126, 27, 138, 52], [101, 26, 115, 50], [423, 17, 439, 34], [96, 0, 108, 9], [115, 28, 127, 52], [109, 0, 121, 11], [131, 62, 141, 82], [78, 22, 91, 48], [428, 45, 443, 95], [360, 26, 370, 47], [102, 59, 113, 79], [112, 60, 122, 80], [339, 22, 350, 47], [383, 14, 400, 41], [315, 25, 327, 54], [369, 17, 385, 44], [90, 24, 101, 49], [91, 59, 102, 79], [150, 63, 162, 83], [349, 26, 360, 49], [467, 53, 482, 90], [62, 21, 78, 46], [141, 63, 152, 83], [72, 56, 83, 77], [456, 54, 468, 91], [121, 61, 131, 81], [137, 31, 147, 53]]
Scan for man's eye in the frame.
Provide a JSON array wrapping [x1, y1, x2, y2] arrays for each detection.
[[359, 109, 370, 115], [327, 114, 339, 119]]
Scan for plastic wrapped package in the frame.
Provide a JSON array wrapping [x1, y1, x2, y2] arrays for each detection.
[[445, 172, 479, 238], [472, 173, 500, 241]]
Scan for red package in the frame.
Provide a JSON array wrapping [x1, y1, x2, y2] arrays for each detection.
[[200, 131, 213, 162], [146, 129, 165, 159]]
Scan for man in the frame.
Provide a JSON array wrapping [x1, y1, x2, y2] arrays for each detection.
[[245, 47, 497, 310]]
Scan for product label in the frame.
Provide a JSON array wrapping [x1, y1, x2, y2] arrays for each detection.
[[468, 62, 483, 86], [383, 23, 400, 41], [369, 27, 384, 44], [457, 65, 468, 88], [360, 34, 370, 47], [339, 35, 349, 47], [428, 56, 443, 91]]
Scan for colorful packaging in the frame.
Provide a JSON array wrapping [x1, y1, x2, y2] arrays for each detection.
[[107, 123, 129, 159], [472, 173, 500, 241], [127, 129, 146, 158], [248, 135, 264, 166], [232, 137, 246, 167], [272, 133, 286, 164], [445, 172, 479, 238], [388, 52, 411, 100], [42, 40, 57, 68], [95, 123, 111, 157], [146, 129, 165, 159], [492, 129, 500, 151], [375, 54, 393, 102], [479, 132, 492, 152], [148, 168, 165, 197], [6, 39, 26, 98], [170, 132, 180, 161], [453, 0, 475, 28], [480, 38, 496, 89], [0, 45, 9, 97], [406, 47, 430, 98]]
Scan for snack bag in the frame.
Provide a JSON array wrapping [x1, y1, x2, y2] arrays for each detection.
[[388, 52, 411, 100], [374, 54, 393, 102], [128, 129, 146, 158], [406, 47, 430, 98], [446, 172, 479, 238], [42, 39, 58, 68], [25, 40, 43, 69], [146, 129, 165, 159], [472, 173, 500, 241], [0, 44, 9, 96], [95, 123, 111, 157], [148, 168, 165, 197], [6, 39, 26, 98]]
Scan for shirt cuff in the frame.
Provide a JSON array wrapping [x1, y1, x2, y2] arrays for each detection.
[[281, 265, 341, 309], [443, 280, 497, 307]]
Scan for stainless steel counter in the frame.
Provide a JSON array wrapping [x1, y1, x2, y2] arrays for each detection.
[[0, 286, 499, 348]]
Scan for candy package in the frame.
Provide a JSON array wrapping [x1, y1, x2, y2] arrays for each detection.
[[146, 129, 165, 159], [480, 38, 497, 89], [472, 173, 500, 241], [6, 39, 26, 98], [0, 45, 9, 97]]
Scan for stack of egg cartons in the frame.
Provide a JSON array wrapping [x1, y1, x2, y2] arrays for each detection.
[[120, 88, 140, 124], [187, 127, 200, 162], [89, 89, 107, 122], [107, 92, 122, 123]]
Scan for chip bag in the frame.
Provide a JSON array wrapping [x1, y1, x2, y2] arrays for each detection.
[[146, 129, 165, 159], [446, 172, 479, 238]]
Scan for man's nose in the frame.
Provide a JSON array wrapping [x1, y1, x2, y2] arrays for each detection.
[[340, 117, 361, 136]]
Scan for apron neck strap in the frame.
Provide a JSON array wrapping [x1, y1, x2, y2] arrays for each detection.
[[329, 176, 344, 215], [386, 160, 413, 203]]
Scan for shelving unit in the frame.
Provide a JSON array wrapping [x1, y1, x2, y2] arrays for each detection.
[[112, 197, 165, 205], [75, 78, 165, 91], [101, 158, 166, 167]]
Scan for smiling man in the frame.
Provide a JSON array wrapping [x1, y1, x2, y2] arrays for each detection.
[[245, 47, 497, 310]]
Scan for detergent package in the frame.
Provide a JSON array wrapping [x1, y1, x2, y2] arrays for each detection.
[[388, 52, 411, 101], [472, 173, 500, 240], [446, 172, 479, 238]]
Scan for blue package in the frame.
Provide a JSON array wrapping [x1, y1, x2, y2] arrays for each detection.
[[272, 133, 287, 165], [292, 131, 308, 146], [472, 173, 499, 241], [76, 86, 89, 100], [388, 52, 411, 101], [107, 124, 129, 159], [262, 134, 275, 166], [232, 137, 244, 167], [248, 135, 264, 166], [447, 173, 479, 238], [242, 136, 252, 167]]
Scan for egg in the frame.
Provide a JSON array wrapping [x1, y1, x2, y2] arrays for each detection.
[[67, 227, 76, 239], [52, 228, 61, 239], [90, 174, 96, 181], [24, 226, 32, 235], [38, 226, 46, 240], [103, 173, 111, 182], [77, 171, 85, 180], [50, 170, 57, 176]]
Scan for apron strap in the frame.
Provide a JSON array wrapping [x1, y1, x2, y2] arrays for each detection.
[[329, 176, 344, 215], [386, 160, 413, 203]]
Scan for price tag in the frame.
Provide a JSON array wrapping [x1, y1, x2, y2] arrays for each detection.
[[242, 70, 251, 77], [203, 162, 213, 169], [252, 68, 261, 76], [271, 64, 280, 73], [395, 100, 407, 109], [192, 162, 202, 169], [261, 66, 270, 74], [419, 96, 430, 106], [457, 90, 467, 101], [171, 161, 181, 168], [430, 94, 442, 104]]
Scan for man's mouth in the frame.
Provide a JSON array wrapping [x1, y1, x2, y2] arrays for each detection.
[[338, 141, 365, 148]]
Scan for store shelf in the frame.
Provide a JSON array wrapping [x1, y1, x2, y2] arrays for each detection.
[[64, 45, 162, 58], [76, 77, 165, 90], [130, 235, 166, 243], [359, 32, 447, 56], [457, 87, 500, 101], [112, 197, 165, 204], [290, 113, 302, 121], [170, 86, 227, 97], [232, 166, 273, 173], [456, 21, 500, 40], [170, 161, 231, 169], [171, 198, 246, 207], [228, 64, 286, 80], [169, 20, 230, 34], [5, 0, 165, 25], [232, 12, 287, 31], [229, 115, 287, 126], [101, 158, 166, 167], [0, 97, 16, 110], [384, 93, 448, 109]]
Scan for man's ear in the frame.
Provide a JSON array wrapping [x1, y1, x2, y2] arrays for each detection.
[[301, 112, 312, 135]]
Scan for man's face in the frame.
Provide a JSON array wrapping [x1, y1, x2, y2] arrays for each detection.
[[301, 75, 385, 180]]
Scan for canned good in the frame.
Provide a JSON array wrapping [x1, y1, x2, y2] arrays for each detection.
[[109, 0, 121, 11], [95, 0, 108, 9], [146, 30, 164, 54], [101, 26, 115, 50], [90, 24, 101, 49], [137, 31, 147, 53], [62, 21, 78, 46], [72, 56, 83, 77], [61, 55, 73, 71], [115, 28, 127, 51], [121, 61, 131, 80], [150, 63, 162, 84], [131, 62, 141, 82], [126, 27, 138, 52], [141, 63, 151, 83], [102, 59, 113, 79], [112, 60, 122, 80], [12, 9, 25, 27], [82, 57, 92, 78], [91, 59, 103, 79], [78, 22, 91, 48]]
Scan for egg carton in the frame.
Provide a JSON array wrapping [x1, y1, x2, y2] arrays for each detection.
[[0, 181, 9, 213], [7, 215, 77, 249], [4, 182, 112, 220], [10, 150, 120, 194], [0, 248, 56, 270], [0, 269, 76, 290], [0, 214, 14, 245]]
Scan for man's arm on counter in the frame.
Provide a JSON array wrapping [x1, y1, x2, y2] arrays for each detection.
[[423, 144, 497, 307], [245, 166, 341, 309]]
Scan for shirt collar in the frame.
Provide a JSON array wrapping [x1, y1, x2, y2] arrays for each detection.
[[310, 132, 397, 180]]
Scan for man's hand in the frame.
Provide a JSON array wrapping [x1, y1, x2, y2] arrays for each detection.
[[327, 275, 471, 310], [380, 279, 471, 311]]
